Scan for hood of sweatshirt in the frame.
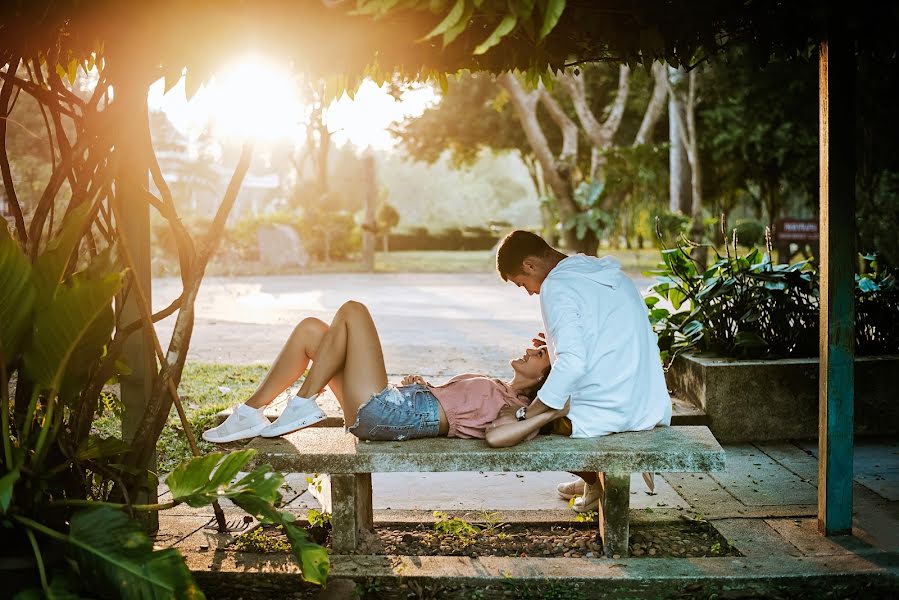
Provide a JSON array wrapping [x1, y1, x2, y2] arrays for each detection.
[[544, 254, 622, 289]]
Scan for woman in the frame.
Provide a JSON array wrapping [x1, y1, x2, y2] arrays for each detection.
[[203, 301, 565, 446]]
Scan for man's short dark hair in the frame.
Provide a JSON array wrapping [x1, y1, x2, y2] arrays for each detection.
[[496, 230, 554, 281]]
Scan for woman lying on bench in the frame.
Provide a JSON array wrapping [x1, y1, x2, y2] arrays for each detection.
[[203, 300, 568, 446]]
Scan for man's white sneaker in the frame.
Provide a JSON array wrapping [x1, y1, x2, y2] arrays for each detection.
[[572, 480, 603, 513], [557, 478, 586, 500], [202, 403, 270, 443], [260, 394, 326, 438]]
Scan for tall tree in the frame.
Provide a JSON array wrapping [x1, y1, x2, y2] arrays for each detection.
[[397, 64, 668, 254]]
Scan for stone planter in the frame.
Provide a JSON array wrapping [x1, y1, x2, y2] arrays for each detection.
[[665, 353, 899, 443]]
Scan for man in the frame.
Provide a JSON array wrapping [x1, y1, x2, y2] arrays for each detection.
[[496, 230, 671, 511]]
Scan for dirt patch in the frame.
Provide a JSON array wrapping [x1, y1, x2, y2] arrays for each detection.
[[227, 518, 740, 559]]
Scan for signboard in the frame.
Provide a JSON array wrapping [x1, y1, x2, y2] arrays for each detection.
[[774, 218, 819, 242]]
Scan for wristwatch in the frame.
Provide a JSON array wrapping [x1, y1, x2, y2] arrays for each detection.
[[515, 406, 527, 421]]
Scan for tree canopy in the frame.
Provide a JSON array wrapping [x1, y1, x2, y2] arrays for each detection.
[[3, 1, 897, 96]]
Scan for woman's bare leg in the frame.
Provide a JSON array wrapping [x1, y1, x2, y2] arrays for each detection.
[[245, 317, 345, 408], [297, 301, 388, 425]]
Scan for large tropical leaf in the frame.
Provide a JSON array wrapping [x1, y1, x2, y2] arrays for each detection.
[[232, 493, 330, 585], [0, 223, 35, 364], [166, 450, 282, 507], [67, 507, 203, 600], [31, 203, 92, 306], [0, 466, 20, 513], [59, 264, 118, 404], [23, 271, 122, 392]]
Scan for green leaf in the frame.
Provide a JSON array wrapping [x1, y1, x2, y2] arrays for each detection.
[[59, 269, 118, 403], [421, 0, 466, 41], [67, 508, 203, 599], [669, 287, 686, 311], [857, 276, 879, 293], [166, 450, 282, 507], [75, 435, 131, 461], [23, 270, 122, 392], [443, 1, 474, 46], [538, 0, 566, 40], [163, 65, 183, 94], [32, 203, 92, 305], [0, 223, 35, 364], [0, 467, 19, 513], [474, 14, 518, 55], [644, 296, 660, 308], [681, 320, 704, 337], [734, 331, 767, 349], [232, 494, 330, 585], [67, 58, 78, 85]]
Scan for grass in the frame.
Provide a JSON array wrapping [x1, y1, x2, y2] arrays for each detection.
[[93, 362, 272, 473], [156, 248, 665, 278]]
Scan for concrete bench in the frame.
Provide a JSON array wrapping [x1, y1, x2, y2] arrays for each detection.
[[247, 425, 726, 557]]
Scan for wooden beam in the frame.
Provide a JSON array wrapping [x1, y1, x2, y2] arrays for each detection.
[[113, 59, 158, 530], [817, 32, 856, 536]]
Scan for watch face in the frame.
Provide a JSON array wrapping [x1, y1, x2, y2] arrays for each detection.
[[516, 406, 526, 420]]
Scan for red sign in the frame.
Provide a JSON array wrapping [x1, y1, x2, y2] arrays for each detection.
[[775, 218, 819, 242]]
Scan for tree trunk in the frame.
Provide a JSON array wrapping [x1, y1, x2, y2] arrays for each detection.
[[498, 73, 587, 253], [668, 69, 706, 266], [668, 67, 692, 214], [361, 153, 376, 271]]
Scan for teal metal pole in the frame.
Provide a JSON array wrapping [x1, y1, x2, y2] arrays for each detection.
[[817, 31, 856, 536]]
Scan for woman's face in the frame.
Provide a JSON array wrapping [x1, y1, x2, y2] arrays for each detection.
[[510, 346, 551, 379]]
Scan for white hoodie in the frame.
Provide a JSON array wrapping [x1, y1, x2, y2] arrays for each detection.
[[537, 254, 672, 438]]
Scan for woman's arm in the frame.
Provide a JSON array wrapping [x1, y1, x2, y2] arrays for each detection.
[[485, 399, 569, 448]]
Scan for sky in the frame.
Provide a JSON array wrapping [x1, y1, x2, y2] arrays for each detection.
[[147, 54, 437, 152]]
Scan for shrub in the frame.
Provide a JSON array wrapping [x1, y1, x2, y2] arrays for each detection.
[[732, 219, 766, 248], [653, 211, 691, 248], [646, 243, 898, 362]]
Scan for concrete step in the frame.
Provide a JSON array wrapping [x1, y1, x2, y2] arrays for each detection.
[[671, 395, 710, 426]]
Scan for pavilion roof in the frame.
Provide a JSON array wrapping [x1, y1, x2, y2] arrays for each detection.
[[2, 1, 896, 91]]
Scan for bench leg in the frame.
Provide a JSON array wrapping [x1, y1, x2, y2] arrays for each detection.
[[329, 473, 374, 554], [597, 471, 630, 558]]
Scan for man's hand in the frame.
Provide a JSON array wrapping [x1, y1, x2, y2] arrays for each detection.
[[400, 374, 429, 386], [490, 406, 519, 429], [532, 332, 546, 348]]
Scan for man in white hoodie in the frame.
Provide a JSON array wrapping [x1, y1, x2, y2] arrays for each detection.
[[496, 230, 672, 511]]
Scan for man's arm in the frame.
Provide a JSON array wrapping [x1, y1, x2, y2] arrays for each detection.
[[537, 283, 588, 409], [485, 399, 569, 448]]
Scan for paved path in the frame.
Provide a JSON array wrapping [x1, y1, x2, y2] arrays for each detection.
[[153, 272, 651, 379]]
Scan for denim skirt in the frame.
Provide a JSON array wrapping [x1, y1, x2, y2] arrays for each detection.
[[348, 383, 441, 441]]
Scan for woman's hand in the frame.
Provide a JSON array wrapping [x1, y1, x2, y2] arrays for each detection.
[[400, 374, 429, 386]]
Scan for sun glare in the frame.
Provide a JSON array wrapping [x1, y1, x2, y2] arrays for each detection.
[[207, 55, 303, 143], [149, 54, 437, 150]]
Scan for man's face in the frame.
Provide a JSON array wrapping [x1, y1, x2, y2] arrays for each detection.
[[509, 258, 548, 295]]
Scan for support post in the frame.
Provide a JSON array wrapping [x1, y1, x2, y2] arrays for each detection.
[[112, 61, 157, 530], [330, 473, 374, 553], [817, 32, 856, 536], [597, 471, 631, 557], [361, 153, 376, 272]]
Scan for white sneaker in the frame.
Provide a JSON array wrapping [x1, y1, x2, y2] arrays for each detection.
[[202, 403, 270, 443], [260, 394, 326, 438], [573, 480, 603, 513], [557, 478, 586, 500]]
